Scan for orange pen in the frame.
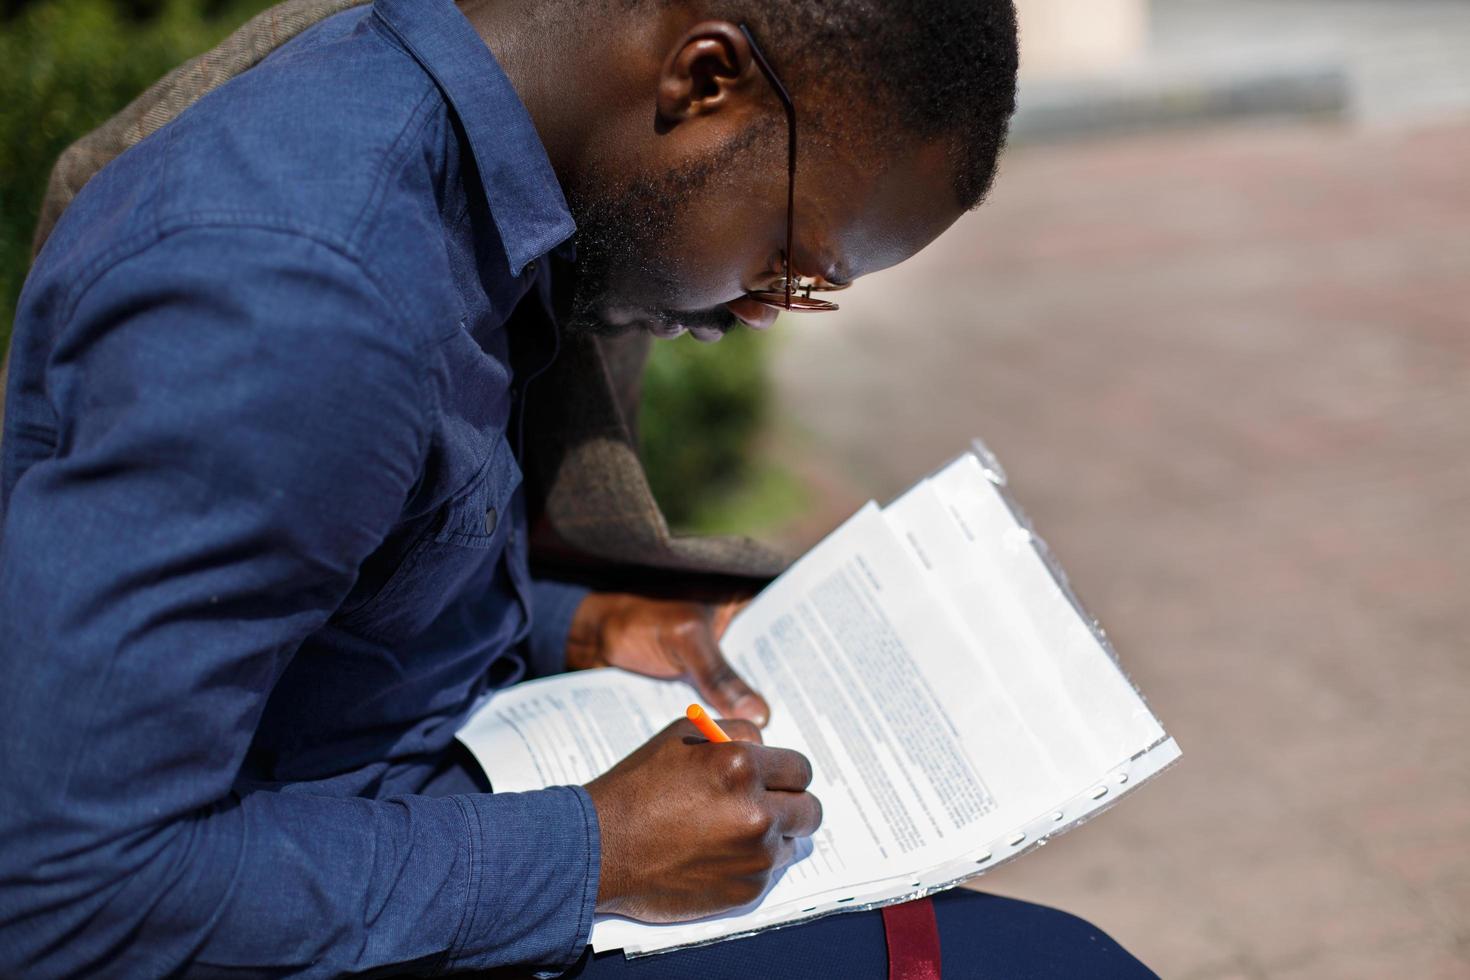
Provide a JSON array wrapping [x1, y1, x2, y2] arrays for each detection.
[[686, 703, 732, 743]]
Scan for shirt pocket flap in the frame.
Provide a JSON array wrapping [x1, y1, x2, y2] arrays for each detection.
[[431, 437, 522, 548]]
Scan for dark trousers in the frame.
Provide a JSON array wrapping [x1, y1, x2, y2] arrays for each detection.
[[559, 888, 1157, 979]]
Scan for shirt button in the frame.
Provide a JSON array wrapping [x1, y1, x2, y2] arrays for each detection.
[[484, 507, 498, 535]]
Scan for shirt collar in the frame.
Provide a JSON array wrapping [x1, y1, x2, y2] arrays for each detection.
[[373, 0, 576, 276]]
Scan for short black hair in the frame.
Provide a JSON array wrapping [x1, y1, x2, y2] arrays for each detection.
[[628, 0, 1021, 209]]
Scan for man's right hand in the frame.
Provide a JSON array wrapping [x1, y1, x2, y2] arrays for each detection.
[[584, 717, 822, 922]]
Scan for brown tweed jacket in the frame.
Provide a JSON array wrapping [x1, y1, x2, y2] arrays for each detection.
[[4, 0, 788, 590]]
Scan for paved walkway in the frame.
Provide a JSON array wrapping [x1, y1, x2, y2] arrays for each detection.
[[761, 117, 1470, 978]]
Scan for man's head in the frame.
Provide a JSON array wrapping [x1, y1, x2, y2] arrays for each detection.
[[534, 0, 1020, 341]]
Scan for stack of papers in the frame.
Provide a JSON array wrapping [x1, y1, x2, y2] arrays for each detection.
[[458, 443, 1180, 956]]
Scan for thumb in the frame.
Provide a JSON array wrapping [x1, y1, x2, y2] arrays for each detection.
[[710, 595, 752, 640], [685, 624, 770, 727]]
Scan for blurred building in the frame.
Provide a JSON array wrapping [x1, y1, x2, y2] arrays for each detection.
[[1014, 0, 1149, 81], [1011, 0, 1470, 140]]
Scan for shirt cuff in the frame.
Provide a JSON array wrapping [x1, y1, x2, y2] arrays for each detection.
[[526, 578, 589, 678], [445, 785, 601, 974]]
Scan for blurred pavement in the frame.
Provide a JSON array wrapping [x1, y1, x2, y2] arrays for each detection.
[[759, 115, 1470, 979]]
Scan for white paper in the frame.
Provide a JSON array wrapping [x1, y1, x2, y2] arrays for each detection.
[[455, 449, 1180, 956]]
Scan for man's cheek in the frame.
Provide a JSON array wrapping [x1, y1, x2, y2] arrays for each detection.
[[657, 215, 760, 309]]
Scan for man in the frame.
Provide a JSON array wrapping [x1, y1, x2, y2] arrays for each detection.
[[0, 0, 1156, 975]]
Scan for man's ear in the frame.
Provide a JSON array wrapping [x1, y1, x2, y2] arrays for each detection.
[[655, 21, 757, 126]]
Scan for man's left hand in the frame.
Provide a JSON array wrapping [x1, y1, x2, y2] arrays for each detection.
[[565, 593, 769, 726]]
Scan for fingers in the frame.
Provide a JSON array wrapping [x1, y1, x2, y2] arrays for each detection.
[[683, 622, 770, 726], [710, 596, 753, 640], [680, 724, 809, 789], [715, 718, 763, 745], [666, 716, 763, 745], [754, 745, 814, 792], [767, 790, 824, 839]]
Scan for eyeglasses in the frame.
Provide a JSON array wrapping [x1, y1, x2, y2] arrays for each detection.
[[739, 24, 848, 313]]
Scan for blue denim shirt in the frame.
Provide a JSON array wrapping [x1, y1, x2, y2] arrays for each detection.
[[0, 0, 603, 974]]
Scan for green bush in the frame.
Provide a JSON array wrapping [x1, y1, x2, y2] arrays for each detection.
[[0, 0, 276, 353], [639, 329, 771, 530]]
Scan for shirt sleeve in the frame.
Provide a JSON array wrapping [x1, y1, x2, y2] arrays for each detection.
[[0, 226, 598, 977], [526, 577, 590, 677]]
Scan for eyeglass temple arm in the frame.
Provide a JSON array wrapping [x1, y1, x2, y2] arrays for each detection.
[[739, 24, 797, 309]]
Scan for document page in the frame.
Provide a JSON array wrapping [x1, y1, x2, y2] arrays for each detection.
[[883, 460, 1164, 820], [460, 503, 999, 953], [456, 447, 1180, 956]]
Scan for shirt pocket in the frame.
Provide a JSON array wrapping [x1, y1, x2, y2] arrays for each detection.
[[429, 440, 519, 548], [333, 438, 522, 643]]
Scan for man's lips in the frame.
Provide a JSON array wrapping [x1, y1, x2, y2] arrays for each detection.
[[688, 324, 724, 343], [633, 297, 777, 343], [726, 296, 780, 330]]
